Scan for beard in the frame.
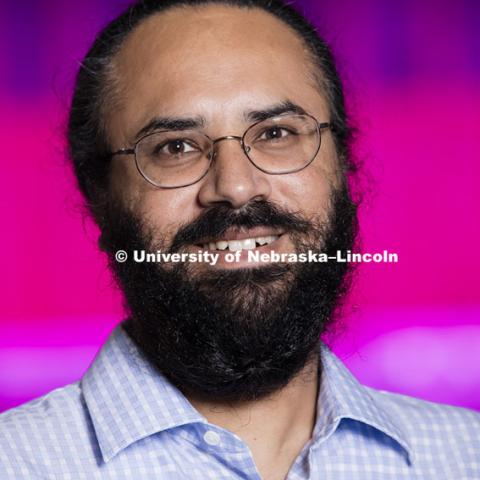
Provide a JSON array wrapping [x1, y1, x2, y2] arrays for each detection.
[[98, 181, 357, 402]]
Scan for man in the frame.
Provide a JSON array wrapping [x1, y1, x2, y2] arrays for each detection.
[[1, 0, 479, 478]]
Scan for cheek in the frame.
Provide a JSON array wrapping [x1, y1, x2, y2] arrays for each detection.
[[274, 158, 338, 221], [111, 157, 203, 240], [133, 188, 203, 243]]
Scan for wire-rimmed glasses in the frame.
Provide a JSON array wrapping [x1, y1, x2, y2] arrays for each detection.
[[108, 113, 331, 189]]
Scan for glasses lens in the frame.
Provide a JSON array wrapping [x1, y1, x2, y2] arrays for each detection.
[[244, 115, 320, 173], [135, 131, 212, 188]]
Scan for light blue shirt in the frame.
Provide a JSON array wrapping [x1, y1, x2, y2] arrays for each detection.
[[1, 325, 479, 479]]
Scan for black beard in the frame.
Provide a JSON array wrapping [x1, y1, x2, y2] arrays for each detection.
[[99, 183, 357, 402]]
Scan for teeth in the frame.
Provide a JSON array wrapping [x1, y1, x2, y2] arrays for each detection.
[[202, 235, 279, 251], [256, 236, 278, 246], [240, 238, 256, 250], [227, 240, 243, 252], [216, 241, 228, 250]]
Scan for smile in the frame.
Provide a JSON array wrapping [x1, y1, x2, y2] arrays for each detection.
[[201, 235, 280, 252]]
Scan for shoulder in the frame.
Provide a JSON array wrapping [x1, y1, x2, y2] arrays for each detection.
[[0, 382, 85, 433], [367, 387, 480, 471], [368, 386, 480, 433], [0, 382, 94, 478]]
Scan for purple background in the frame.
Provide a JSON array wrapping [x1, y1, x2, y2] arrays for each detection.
[[0, 0, 479, 413]]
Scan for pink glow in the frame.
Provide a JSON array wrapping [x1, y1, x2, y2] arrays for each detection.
[[0, 1, 478, 412]]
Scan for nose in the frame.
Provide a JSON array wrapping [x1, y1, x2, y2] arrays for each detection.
[[197, 137, 272, 209]]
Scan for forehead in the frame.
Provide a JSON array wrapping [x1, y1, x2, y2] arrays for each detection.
[[107, 4, 326, 141]]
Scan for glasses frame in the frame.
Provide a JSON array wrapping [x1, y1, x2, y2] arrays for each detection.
[[108, 113, 331, 189]]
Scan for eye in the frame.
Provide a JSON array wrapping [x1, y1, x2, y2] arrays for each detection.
[[257, 126, 295, 141], [155, 139, 198, 155]]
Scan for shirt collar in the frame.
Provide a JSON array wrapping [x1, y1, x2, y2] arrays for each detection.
[[82, 326, 414, 465], [315, 343, 415, 465], [82, 325, 206, 462]]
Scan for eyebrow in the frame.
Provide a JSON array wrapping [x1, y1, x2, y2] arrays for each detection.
[[134, 116, 206, 141], [244, 100, 307, 122], [133, 100, 307, 141]]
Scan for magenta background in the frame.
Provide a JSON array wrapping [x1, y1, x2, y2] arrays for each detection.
[[0, 0, 479, 413]]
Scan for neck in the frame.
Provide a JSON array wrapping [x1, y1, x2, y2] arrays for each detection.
[[186, 355, 320, 479]]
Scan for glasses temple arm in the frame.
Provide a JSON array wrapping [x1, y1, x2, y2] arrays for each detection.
[[107, 148, 135, 158]]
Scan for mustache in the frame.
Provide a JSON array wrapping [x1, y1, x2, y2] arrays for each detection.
[[169, 199, 312, 252]]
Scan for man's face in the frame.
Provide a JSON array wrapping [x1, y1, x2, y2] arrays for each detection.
[[108, 5, 340, 259], [100, 5, 356, 401]]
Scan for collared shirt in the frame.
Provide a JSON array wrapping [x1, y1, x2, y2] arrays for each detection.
[[1, 325, 479, 479]]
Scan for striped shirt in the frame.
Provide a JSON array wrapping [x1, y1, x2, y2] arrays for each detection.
[[1, 325, 479, 479]]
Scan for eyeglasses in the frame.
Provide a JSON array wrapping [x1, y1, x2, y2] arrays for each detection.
[[108, 113, 331, 189]]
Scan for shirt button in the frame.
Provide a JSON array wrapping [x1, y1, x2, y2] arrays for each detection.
[[203, 430, 221, 446]]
